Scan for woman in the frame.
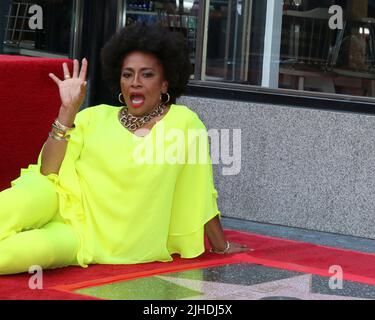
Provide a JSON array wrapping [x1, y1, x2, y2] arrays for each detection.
[[0, 23, 250, 275]]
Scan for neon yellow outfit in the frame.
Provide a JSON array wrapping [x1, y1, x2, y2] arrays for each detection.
[[0, 104, 220, 274]]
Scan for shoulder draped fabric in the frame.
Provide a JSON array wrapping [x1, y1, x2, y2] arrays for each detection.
[[14, 104, 220, 267]]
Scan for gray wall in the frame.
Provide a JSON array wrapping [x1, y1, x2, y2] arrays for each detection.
[[178, 95, 375, 239]]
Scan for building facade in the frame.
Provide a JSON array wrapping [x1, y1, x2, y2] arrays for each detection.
[[1, 0, 375, 238]]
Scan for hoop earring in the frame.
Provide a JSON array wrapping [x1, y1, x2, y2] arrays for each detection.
[[161, 92, 171, 105], [118, 93, 126, 105]]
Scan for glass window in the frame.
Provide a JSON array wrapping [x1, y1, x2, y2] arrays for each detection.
[[123, 0, 199, 75], [204, 0, 266, 85], [1, 0, 75, 57], [202, 0, 375, 99]]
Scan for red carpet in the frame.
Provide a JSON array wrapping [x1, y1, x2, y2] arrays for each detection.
[[0, 55, 72, 191], [1, 229, 375, 299]]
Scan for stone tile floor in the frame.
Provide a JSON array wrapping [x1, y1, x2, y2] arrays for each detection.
[[76, 263, 373, 300], [74, 217, 375, 300], [221, 217, 375, 254]]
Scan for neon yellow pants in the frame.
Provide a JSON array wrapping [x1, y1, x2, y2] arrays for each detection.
[[0, 171, 79, 275]]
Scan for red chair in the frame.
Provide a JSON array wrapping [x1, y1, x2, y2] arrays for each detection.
[[0, 55, 72, 191]]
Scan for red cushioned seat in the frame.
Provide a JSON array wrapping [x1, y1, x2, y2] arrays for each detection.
[[0, 55, 72, 191]]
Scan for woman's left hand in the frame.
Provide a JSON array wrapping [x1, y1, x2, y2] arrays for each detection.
[[210, 241, 254, 255], [226, 242, 254, 254]]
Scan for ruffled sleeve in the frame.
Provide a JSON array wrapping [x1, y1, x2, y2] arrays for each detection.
[[167, 112, 220, 258], [21, 107, 92, 267]]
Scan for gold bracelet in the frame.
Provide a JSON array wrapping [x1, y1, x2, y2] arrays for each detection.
[[54, 118, 75, 131], [49, 118, 75, 142], [48, 131, 71, 141], [50, 126, 65, 137], [210, 241, 231, 254]]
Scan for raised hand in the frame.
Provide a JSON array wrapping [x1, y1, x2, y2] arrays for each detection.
[[49, 58, 88, 114]]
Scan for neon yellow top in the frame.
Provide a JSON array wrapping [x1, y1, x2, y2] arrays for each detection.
[[20, 104, 220, 267]]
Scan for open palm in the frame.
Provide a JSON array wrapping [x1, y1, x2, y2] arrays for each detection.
[[49, 58, 88, 112]]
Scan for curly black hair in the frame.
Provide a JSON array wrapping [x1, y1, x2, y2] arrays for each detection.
[[101, 23, 193, 103]]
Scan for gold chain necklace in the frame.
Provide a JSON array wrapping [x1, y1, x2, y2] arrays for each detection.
[[118, 103, 167, 132]]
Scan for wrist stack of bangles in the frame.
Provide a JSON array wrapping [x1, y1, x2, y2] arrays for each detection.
[[210, 241, 231, 254], [48, 118, 76, 141]]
